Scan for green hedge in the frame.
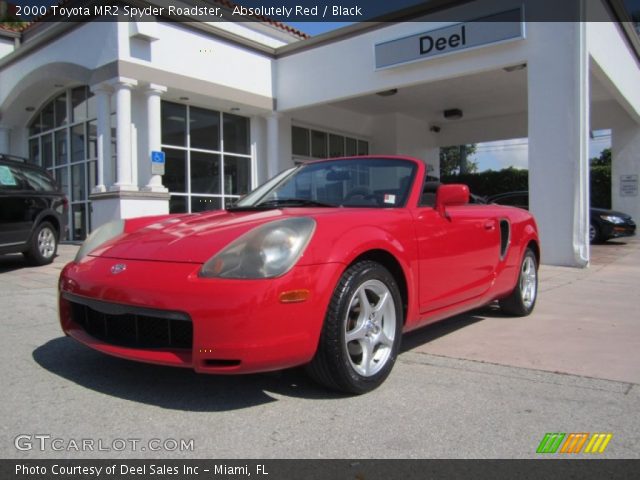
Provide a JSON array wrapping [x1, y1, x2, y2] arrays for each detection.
[[442, 166, 611, 208], [441, 167, 528, 198]]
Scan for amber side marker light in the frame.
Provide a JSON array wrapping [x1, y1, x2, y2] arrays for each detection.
[[279, 289, 310, 304]]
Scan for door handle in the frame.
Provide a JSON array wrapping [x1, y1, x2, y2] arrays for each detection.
[[484, 221, 496, 230]]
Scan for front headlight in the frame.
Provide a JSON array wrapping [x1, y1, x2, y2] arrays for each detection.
[[200, 217, 316, 279], [74, 219, 125, 263], [600, 215, 625, 224]]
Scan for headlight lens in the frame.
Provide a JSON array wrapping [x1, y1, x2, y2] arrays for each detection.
[[200, 217, 316, 279], [74, 219, 125, 262], [600, 215, 625, 224]]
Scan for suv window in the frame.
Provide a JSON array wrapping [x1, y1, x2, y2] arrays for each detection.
[[21, 168, 57, 192], [0, 164, 24, 190]]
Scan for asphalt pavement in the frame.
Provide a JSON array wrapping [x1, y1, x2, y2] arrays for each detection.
[[1, 240, 638, 459]]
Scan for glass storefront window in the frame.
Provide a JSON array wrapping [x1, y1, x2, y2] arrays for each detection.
[[191, 196, 222, 213], [71, 86, 87, 122], [161, 102, 252, 213], [223, 113, 249, 154], [293, 126, 369, 162], [190, 106, 220, 151], [29, 138, 40, 166], [292, 126, 310, 156], [55, 93, 67, 127], [72, 204, 87, 240], [71, 124, 85, 163], [161, 102, 187, 147], [329, 134, 345, 158], [41, 103, 54, 132], [71, 162, 86, 202], [224, 156, 250, 196], [55, 130, 67, 165], [164, 149, 187, 193], [169, 195, 187, 214], [311, 130, 328, 158], [191, 152, 221, 194], [28, 87, 99, 240], [42, 134, 53, 169]]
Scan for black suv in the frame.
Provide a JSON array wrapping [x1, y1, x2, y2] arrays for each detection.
[[0, 154, 67, 265]]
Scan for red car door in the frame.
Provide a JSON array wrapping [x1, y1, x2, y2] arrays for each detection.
[[414, 205, 500, 314]]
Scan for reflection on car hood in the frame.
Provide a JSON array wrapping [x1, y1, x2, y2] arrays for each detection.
[[591, 207, 632, 219], [91, 209, 296, 263]]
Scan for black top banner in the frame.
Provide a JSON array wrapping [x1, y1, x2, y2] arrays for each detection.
[[2, 459, 640, 480], [3, 0, 640, 24]]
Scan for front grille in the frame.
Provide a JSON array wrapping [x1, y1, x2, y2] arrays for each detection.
[[67, 296, 192, 350]]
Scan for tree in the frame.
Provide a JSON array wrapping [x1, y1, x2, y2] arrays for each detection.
[[590, 148, 611, 166], [439, 145, 478, 177]]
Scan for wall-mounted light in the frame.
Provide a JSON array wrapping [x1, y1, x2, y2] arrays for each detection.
[[230, 107, 240, 112], [179, 96, 189, 101], [503, 63, 527, 73], [443, 108, 463, 120], [429, 125, 441, 133], [376, 88, 398, 97], [25, 107, 35, 112]]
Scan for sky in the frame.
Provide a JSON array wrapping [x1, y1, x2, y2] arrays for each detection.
[[469, 133, 612, 172], [287, 22, 354, 36]]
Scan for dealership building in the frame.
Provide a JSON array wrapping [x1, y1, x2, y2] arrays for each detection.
[[1, 0, 639, 266]]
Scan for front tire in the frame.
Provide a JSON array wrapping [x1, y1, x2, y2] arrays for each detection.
[[24, 221, 58, 266], [589, 223, 602, 244], [499, 248, 538, 316], [307, 261, 403, 394]]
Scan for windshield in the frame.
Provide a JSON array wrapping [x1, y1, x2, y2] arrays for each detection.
[[231, 158, 417, 210]]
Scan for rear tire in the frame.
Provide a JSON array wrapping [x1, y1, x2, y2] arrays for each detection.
[[24, 221, 58, 266], [499, 248, 538, 316], [306, 260, 403, 394]]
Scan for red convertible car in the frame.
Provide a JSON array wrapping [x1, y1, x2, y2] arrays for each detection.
[[59, 156, 539, 394]]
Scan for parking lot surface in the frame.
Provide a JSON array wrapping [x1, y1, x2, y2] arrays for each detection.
[[1, 240, 639, 459]]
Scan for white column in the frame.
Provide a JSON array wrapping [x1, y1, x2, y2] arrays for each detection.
[[612, 118, 640, 223], [266, 113, 282, 178], [142, 83, 168, 192], [0, 126, 10, 154], [89, 84, 112, 192], [111, 77, 138, 191], [250, 115, 267, 188], [528, 23, 590, 267]]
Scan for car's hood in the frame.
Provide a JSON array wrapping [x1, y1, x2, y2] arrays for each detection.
[[591, 207, 632, 219], [91, 209, 305, 263]]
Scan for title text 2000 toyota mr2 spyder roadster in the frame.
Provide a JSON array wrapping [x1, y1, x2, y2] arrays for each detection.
[[59, 156, 539, 394]]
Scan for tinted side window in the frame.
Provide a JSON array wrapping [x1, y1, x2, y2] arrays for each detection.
[[22, 168, 58, 192], [0, 165, 26, 191]]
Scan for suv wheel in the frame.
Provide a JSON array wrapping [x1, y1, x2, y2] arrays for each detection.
[[25, 222, 58, 265]]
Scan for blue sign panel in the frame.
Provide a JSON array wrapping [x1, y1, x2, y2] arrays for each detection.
[[151, 150, 165, 175]]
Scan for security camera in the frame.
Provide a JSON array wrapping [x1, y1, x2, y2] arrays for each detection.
[[430, 126, 441, 133]]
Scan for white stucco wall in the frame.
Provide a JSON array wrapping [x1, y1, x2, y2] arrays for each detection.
[[0, 22, 119, 110], [0, 36, 14, 59], [120, 21, 274, 99]]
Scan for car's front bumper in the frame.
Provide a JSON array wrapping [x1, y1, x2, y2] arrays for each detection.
[[600, 221, 636, 240], [59, 256, 343, 374]]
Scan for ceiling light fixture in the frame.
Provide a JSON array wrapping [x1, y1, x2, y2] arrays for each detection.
[[443, 108, 463, 120], [376, 88, 398, 97], [230, 107, 240, 112], [179, 96, 189, 101]]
